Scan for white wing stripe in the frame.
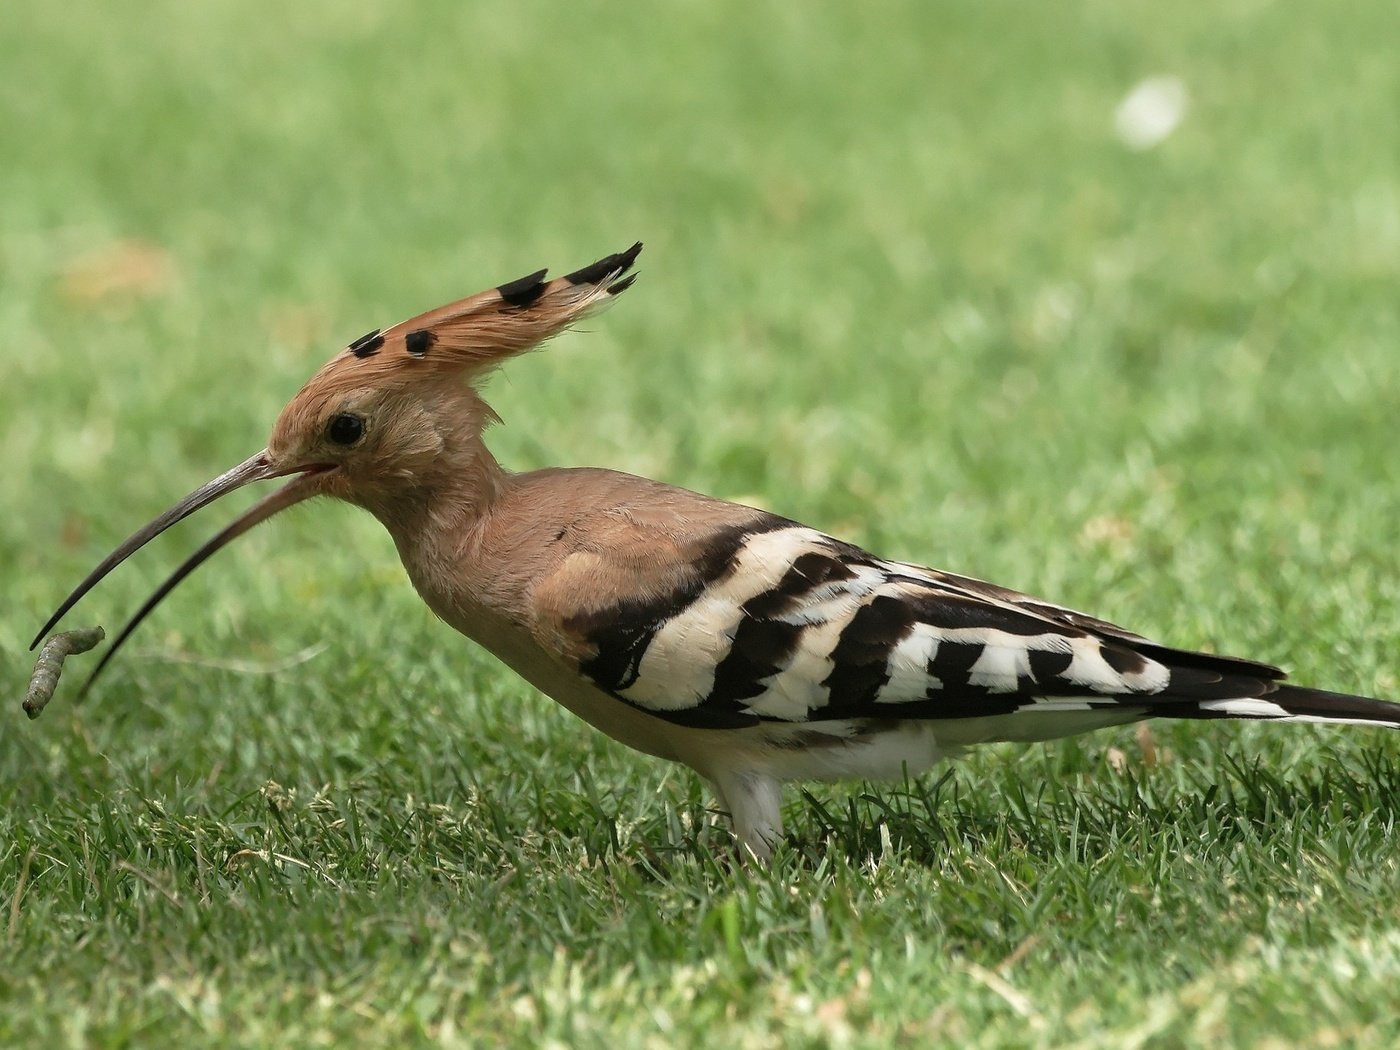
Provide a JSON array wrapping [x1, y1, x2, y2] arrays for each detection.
[[620, 527, 825, 710], [968, 641, 1034, 692], [880, 625, 943, 704]]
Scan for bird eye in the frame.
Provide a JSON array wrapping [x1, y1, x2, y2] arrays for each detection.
[[326, 413, 365, 446]]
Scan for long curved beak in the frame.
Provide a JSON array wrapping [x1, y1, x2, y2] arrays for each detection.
[[31, 449, 332, 695]]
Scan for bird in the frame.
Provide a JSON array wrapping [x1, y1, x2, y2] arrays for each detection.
[[32, 242, 1400, 860]]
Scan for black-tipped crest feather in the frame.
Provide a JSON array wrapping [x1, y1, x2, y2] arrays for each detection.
[[497, 269, 549, 308], [564, 242, 643, 286]]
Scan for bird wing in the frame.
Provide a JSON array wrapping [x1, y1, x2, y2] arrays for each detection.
[[551, 516, 1287, 729]]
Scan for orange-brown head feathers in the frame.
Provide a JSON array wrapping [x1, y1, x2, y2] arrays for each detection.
[[266, 243, 642, 511]]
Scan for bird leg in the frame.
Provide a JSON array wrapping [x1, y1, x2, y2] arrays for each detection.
[[711, 770, 784, 863]]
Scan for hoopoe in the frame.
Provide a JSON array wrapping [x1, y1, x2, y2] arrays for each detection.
[[33, 243, 1400, 860]]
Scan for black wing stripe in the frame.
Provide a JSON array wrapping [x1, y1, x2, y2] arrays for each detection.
[[1026, 646, 1075, 682], [704, 549, 865, 707], [707, 617, 806, 708], [571, 516, 799, 718], [821, 595, 915, 708], [923, 639, 993, 693], [742, 552, 858, 619]]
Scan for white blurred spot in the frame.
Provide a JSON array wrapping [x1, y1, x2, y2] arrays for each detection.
[[1114, 76, 1189, 151]]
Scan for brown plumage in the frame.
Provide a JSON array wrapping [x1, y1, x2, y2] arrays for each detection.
[[33, 243, 1400, 860]]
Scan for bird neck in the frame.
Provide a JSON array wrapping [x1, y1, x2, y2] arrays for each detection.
[[354, 387, 509, 558]]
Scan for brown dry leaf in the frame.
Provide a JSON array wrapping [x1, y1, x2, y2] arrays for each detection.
[[264, 305, 333, 353], [62, 239, 174, 305], [1079, 514, 1136, 546], [815, 997, 848, 1028], [1136, 722, 1171, 767], [762, 179, 811, 225], [1108, 726, 1172, 774], [59, 514, 86, 550], [1106, 746, 1128, 774]]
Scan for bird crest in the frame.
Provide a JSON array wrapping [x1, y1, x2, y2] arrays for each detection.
[[309, 241, 641, 391]]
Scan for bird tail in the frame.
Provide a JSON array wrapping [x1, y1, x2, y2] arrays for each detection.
[[1151, 684, 1400, 729]]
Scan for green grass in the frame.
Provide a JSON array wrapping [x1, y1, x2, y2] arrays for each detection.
[[4, 0, 1400, 1045]]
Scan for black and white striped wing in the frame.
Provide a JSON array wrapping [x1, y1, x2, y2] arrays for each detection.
[[569, 522, 1293, 729]]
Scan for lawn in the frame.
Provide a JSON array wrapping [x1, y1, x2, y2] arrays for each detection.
[[4, 0, 1400, 1045]]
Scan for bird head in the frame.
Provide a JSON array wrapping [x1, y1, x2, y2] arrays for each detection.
[[32, 243, 642, 690]]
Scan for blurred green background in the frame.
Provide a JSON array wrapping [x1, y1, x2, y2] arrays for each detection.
[[4, 1, 1400, 1046]]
